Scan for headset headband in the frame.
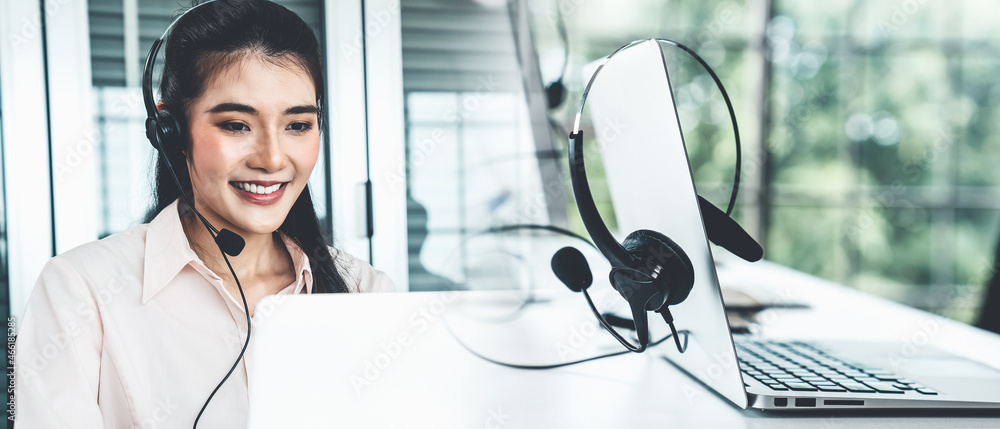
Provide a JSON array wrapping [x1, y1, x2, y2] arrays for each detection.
[[142, 0, 221, 119], [567, 38, 747, 267]]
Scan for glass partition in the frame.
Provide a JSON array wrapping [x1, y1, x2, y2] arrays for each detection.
[[398, 1, 570, 291]]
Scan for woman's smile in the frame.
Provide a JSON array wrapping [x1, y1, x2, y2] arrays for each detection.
[[229, 180, 290, 205]]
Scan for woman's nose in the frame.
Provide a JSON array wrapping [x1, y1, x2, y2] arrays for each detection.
[[248, 130, 287, 172]]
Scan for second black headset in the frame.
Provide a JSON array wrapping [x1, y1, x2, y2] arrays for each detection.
[[554, 38, 763, 354]]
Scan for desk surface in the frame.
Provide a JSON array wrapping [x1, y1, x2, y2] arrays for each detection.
[[247, 258, 1000, 428]]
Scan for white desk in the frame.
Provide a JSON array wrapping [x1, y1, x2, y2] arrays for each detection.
[[247, 259, 1000, 428]]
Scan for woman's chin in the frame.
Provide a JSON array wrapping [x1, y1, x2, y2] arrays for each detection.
[[219, 212, 286, 236], [219, 200, 294, 234], [235, 221, 286, 236]]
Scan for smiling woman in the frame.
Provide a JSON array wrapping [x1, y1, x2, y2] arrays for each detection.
[[14, 0, 395, 427]]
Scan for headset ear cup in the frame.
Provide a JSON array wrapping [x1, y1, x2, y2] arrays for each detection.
[[155, 108, 183, 158], [621, 229, 695, 307], [546, 79, 565, 110]]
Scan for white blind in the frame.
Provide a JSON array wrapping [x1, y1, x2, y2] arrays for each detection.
[[401, 0, 519, 92], [88, 0, 325, 88]]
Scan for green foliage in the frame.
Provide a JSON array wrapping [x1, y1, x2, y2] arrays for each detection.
[[558, 0, 1000, 324]]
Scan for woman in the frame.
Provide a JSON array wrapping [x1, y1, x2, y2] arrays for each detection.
[[14, 1, 395, 427]]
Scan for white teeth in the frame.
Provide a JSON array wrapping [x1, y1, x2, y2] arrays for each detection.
[[234, 182, 282, 195]]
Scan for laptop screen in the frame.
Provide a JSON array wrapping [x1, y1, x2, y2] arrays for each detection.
[[583, 39, 747, 408]]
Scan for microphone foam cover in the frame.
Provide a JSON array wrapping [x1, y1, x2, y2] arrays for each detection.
[[551, 246, 593, 292], [697, 196, 763, 262], [215, 229, 245, 257]]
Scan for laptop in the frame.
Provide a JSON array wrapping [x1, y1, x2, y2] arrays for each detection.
[[583, 39, 1000, 410], [245, 289, 677, 427]]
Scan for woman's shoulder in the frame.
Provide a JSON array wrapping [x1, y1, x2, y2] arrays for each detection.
[[56, 224, 150, 271], [329, 247, 396, 293], [38, 224, 150, 291], [27, 224, 150, 315]]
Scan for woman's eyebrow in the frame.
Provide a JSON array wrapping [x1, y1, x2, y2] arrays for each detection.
[[206, 102, 257, 115], [204, 102, 316, 116], [284, 105, 318, 115]]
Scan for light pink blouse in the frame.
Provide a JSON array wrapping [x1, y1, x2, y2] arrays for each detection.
[[14, 199, 395, 428]]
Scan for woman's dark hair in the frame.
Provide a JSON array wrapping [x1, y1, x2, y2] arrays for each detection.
[[144, 0, 352, 293]]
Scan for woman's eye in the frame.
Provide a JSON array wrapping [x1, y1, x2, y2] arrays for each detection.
[[287, 122, 313, 133], [220, 122, 250, 134]]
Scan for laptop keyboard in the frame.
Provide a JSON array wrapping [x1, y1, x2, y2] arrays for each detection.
[[736, 340, 939, 395]]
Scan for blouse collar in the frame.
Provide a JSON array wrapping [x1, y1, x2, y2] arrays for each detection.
[[141, 199, 313, 304]]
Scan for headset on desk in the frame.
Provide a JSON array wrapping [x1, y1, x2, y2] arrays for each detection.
[[452, 38, 762, 370]]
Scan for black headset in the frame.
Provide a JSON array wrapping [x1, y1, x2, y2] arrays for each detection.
[[554, 39, 762, 354], [543, 1, 569, 110], [142, 0, 245, 259], [141, 1, 252, 427]]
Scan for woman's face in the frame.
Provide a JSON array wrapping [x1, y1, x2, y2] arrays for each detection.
[[184, 56, 319, 237]]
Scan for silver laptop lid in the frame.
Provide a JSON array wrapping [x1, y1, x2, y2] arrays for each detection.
[[583, 39, 747, 408]]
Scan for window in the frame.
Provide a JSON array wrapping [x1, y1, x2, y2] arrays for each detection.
[[545, 0, 1000, 323]]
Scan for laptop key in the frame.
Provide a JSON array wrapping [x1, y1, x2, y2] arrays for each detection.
[[864, 381, 905, 393], [839, 382, 875, 393], [784, 382, 818, 391], [916, 388, 938, 395], [768, 385, 790, 391], [818, 385, 847, 392], [873, 375, 900, 381], [892, 383, 914, 390]]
